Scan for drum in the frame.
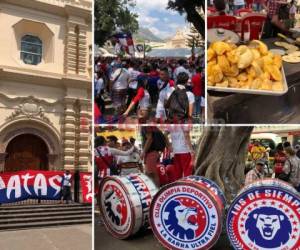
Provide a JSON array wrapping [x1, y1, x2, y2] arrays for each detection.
[[182, 176, 226, 210], [227, 179, 300, 250], [99, 173, 158, 239], [150, 176, 225, 250], [238, 178, 297, 195]]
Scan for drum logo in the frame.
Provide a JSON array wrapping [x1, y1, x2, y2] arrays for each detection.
[[102, 182, 131, 235], [227, 188, 300, 250], [163, 197, 207, 240], [151, 185, 219, 250]]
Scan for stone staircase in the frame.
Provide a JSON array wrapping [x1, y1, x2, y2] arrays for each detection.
[[0, 203, 92, 231]]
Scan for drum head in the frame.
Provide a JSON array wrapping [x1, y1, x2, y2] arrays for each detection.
[[239, 178, 297, 195], [99, 176, 135, 239], [182, 176, 226, 209], [150, 181, 223, 250], [227, 185, 300, 250]]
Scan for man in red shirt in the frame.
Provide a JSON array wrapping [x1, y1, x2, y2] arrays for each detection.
[[191, 67, 202, 118]]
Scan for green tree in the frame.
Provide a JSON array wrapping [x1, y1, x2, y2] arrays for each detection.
[[186, 25, 204, 55], [94, 0, 139, 46], [167, 0, 205, 38]]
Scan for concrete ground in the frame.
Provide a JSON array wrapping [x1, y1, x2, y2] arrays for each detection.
[[0, 224, 92, 250], [95, 214, 233, 250]]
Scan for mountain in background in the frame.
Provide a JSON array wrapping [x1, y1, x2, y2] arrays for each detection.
[[134, 27, 164, 42]]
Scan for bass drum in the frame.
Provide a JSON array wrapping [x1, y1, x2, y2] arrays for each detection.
[[238, 178, 297, 195], [227, 180, 300, 250], [150, 176, 225, 250], [99, 173, 158, 239], [182, 175, 226, 211]]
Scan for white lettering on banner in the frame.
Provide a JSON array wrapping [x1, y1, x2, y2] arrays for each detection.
[[83, 175, 92, 200], [21, 173, 34, 195], [7, 175, 21, 199], [0, 177, 5, 190], [34, 174, 47, 196], [49, 175, 62, 196]]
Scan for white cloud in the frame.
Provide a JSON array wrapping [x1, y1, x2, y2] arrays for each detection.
[[135, 0, 169, 12], [169, 23, 183, 30], [132, 0, 186, 39], [149, 27, 173, 39], [138, 15, 159, 27]]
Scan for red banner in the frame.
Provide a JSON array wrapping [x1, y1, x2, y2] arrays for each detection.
[[0, 170, 65, 203], [80, 172, 92, 203]]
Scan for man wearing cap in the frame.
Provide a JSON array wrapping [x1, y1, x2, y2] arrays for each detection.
[[245, 160, 265, 185]]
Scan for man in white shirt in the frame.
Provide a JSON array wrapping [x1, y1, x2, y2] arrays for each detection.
[[155, 68, 174, 122], [110, 63, 130, 114], [165, 72, 195, 122], [127, 61, 141, 112], [61, 170, 72, 204], [166, 126, 194, 180]]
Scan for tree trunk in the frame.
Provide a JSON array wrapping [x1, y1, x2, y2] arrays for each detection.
[[183, 5, 205, 38], [194, 126, 253, 202]]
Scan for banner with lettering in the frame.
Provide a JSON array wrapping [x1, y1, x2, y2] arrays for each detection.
[[80, 172, 92, 203], [0, 170, 65, 203]]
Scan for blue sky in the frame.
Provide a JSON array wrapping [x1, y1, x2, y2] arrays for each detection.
[[133, 0, 187, 39]]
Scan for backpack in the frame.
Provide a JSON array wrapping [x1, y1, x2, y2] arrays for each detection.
[[165, 87, 189, 122], [142, 127, 166, 152], [151, 129, 167, 151]]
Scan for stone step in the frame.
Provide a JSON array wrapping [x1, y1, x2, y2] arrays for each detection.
[[0, 203, 91, 210], [0, 219, 92, 231], [0, 206, 92, 215], [0, 214, 91, 224], [0, 210, 91, 219]]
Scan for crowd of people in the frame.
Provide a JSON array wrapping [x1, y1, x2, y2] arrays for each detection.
[[245, 140, 300, 191], [94, 126, 194, 188], [95, 129, 300, 191], [94, 56, 205, 124], [209, 0, 299, 38]]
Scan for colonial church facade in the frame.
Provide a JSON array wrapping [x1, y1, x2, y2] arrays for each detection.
[[0, 0, 92, 172]]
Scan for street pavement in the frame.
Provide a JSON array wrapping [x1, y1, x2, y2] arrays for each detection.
[[0, 224, 92, 250], [95, 214, 233, 250]]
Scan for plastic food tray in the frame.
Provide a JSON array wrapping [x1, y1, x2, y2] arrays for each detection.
[[208, 68, 288, 96]]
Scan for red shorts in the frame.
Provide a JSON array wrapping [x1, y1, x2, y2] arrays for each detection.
[[173, 153, 193, 181]]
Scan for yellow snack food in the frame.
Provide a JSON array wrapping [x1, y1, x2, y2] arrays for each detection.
[[217, 55, 231, 73], [211, 41, 231, 55], [236, 45, 254, 69], [207, 41, 284, 92], [237, 72, 248, 82], [251, 49, 261, 60], [273, 54, 282, 68], [269, 66, 282, 81], [226, 50, 239, 64], [252, 40, 269, 55], [208, 48, 216, 61], [211, 64, 224, 83]]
